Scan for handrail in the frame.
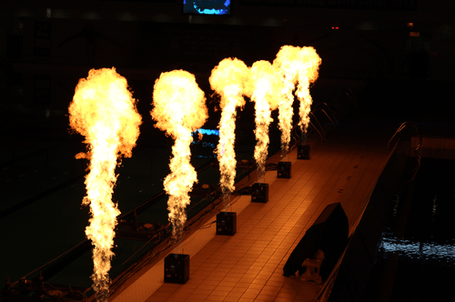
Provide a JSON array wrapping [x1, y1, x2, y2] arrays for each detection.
[[314, 102, 338, 129], [387, 121, 422, 183], [362, 71, 377, 87], [313, 106, 337, 133], [387, 121, 422, 153], [309, 112, 326, 143], [407, 152, 421, 183], [347, 87, 359, 107], [333, 89, 358, 112]]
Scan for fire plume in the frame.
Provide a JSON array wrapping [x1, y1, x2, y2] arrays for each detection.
[[248, 60, 281, 181], [273, 45, 321, 148], [151, 70, 208, 240], [68, 67, 141, 301], [209, 58, 250, 201], [273, 45, 301, 157], [296, 47, 322, 135]]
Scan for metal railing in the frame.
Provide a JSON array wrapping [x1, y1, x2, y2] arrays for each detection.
[[333, 88, 358, 114], [387, 121, 422, 183], [387, 121, 421, 153], [314, 102, 338, 131]]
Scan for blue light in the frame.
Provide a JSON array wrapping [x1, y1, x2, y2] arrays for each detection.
[[193, 5, 228, 15], [188, 0, 230, 15], [193, 128, 220, 136]]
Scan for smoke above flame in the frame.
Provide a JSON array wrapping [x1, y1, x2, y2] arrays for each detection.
[[273, 45, 321, 147], [68, 67, 141, 301], [248, 60, 281, 181], [209, 58, 250, 202], [151, 70, 208, 240]]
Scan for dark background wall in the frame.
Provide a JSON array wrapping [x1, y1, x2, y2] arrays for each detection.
[[1, 0, 454, 126]]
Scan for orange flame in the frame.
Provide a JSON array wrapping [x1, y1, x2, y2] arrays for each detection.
[[296, 46, 322, 135], [68, 67, 141, 301], [248, 60, 281, 181], [151, 70, 208, 240], [209, 58, 250, 201], [273, 45, 321, 147], [273, 45, 301, 156]]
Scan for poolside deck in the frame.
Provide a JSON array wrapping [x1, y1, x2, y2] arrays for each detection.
[[111, 122, 394, 302]]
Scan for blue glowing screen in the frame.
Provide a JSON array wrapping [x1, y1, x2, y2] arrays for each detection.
[[183, 0, 231, 15], [192, 128, 220, 137], [191, 128, 219, 158]]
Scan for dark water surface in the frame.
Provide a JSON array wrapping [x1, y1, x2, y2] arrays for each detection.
[[364, 157, 455, 302]]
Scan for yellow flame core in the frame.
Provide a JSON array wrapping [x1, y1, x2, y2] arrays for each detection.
[[151, 70, 208, 239], [249, 60, 281, 180], [273, 46, 301, 155], [296, 47, 322, 135], [209, 58, 250, 197], [273, 45, 321, 143], [68, 67, 141, 300]]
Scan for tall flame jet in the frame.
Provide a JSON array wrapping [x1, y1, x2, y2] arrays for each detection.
[[248, 60, 282, 182], [296, 46, 322, 136], [273, 46, 301, 157], [209, 58, 250, 204], [151, 70, 208, 241], [273, 45, 321, 152], [69, 67, 141, 301]]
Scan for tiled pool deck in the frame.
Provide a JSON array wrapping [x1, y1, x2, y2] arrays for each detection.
[[112, 125, 393, 302]]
